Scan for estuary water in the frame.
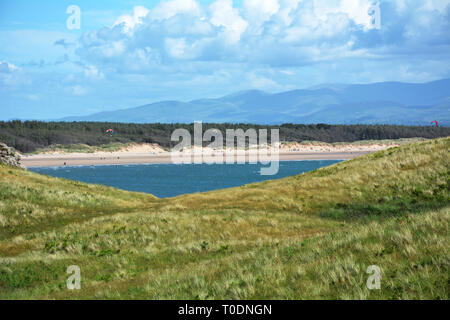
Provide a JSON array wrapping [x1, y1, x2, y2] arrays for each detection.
[[30, 160, 341, 198]]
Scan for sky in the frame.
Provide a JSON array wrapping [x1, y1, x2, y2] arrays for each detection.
[[0, 0, 449, 120]]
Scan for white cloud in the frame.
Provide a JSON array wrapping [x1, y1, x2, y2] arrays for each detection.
[[248, 72, 280, 89], [102, 41, 126, 58], [165, 38, 190, 59], [114, 6, 150, 33], [277, 0, 303, 25], [280, 69, 294, 75], [84, 65, 104, 79], [421, 0, 450, 13], [0, 61, 18, 73], [150, 0, 202, 21], [209, 0, 248, 43], [73, 0, 450, 81], [244, 0, 280, 26], [70, 85, 88, 96]]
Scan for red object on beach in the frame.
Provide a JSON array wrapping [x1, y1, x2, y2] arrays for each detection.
[[431, 120, 439, 127]]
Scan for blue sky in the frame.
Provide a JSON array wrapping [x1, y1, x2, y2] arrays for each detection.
[[1, 0, 449, 120]]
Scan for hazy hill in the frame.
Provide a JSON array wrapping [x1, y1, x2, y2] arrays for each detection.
[[0, 138, 448, 299], [59, 79, 450, 125]]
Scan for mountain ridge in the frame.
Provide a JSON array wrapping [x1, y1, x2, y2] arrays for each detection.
[[58, 79, 450, 125]]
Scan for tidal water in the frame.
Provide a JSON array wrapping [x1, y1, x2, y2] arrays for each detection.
[[29, 160, 341, 198]]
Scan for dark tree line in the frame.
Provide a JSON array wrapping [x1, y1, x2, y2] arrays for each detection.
[[0, 120, 449, 153]]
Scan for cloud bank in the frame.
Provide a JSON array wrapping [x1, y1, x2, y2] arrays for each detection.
[[76, 0, 450, 71]]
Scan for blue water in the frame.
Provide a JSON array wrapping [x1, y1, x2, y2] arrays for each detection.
[[29, 160, 341, 198]]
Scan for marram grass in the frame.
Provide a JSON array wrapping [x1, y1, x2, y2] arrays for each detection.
[[0, 138, 448, 299]]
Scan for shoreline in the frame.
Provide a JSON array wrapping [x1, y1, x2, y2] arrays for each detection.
[[21, 151, 371, 168], [20, 141, 405, 168]]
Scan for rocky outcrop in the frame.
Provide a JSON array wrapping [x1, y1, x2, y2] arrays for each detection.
[[0, 142, 24, 168]]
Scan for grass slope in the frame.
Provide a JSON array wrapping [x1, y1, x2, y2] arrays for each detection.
[[0, 138, 448, 299]]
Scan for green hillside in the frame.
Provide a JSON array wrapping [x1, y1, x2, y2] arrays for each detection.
[[0, 138, 448, 299]]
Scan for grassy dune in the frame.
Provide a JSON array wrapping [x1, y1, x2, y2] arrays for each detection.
[[0, 138, 448, 299], [28, 138, 424, 155], [28, 142, 136, 154]]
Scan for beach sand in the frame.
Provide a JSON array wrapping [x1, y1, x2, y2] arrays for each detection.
[[20, 142, 400, 167], [21, 152, 372, 167]]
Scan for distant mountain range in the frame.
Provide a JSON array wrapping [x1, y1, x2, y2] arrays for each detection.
[[59, 79, 450, 125]]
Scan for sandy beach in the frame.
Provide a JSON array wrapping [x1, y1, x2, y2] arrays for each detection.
[[19, 141, 399, 167], [21, 151, 374, 167]]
